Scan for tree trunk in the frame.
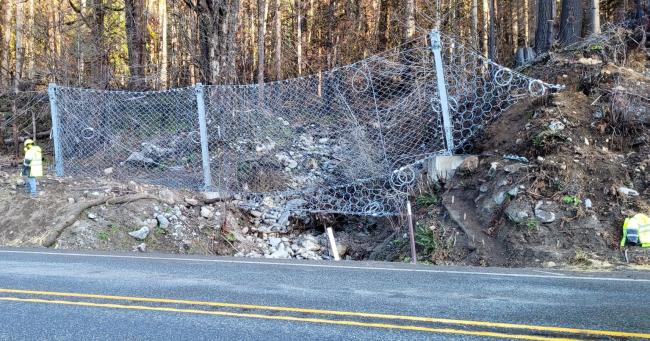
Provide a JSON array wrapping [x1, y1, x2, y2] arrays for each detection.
[[26, 0, 35, 79], [295, 0, 303, 75], [160, 0, 168, 88], [15, 0, 24, 83], [191, 0, 241, 84], [534, 0, 555, 53], [403, 0, 415, 42], [125, 0, 149, 89], [512, 0, 520, 49], [519, 0, 530, 47], [482, 0, 489, 57], [13, 0, 23, 156], [2, 1, 13, 88], [88, 0, 108, 88], [435, 0, 442, 29], [488, 0, 497, 60], [471, 0, 478, 49], [257, 0, 267, 85], [558, 0, 583, 46], [273, 0, 282, 80], [584, 0, 600, 35], [377, 0, 389, 51]]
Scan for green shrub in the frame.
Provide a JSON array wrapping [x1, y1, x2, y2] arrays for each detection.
[[415, 225, 439, 255], [415, 193, 438, 207]]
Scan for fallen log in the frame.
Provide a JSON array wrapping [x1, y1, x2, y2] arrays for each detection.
[[3, 130, 51, 145]]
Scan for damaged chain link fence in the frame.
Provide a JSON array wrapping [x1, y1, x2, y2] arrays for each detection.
[[48, 31, 563, 217]]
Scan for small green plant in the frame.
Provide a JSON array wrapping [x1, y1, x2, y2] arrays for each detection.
[[522, 218, 539, 231], [155, 227, 167, 235], [415, 193, 438, 207], [562, 195, 582, 206], [589, 43, 604, 52], [415, 225, 439, 255], [98, 231, 109, 241], [224, 232, 237, 243]]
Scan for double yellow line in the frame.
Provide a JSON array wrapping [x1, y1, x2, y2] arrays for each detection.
[[0, 288, 648, 340]]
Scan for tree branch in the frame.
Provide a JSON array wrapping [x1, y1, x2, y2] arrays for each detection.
[[40, 193, 172, 247]]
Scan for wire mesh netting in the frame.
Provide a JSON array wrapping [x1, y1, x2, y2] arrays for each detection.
[[0, 91, 51, 152], [50, 32, 562, 217]]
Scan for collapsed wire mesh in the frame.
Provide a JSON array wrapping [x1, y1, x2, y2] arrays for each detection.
[[51, 32, 562, 217]]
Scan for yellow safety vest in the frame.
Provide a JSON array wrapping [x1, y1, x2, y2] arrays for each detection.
[[621, 214, 650, 248], [24, 146, 43, 177]]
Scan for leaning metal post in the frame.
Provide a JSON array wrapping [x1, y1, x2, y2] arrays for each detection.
[[195, 83, 213, 192], [429, 30, 455, 154], [47, 83, 64, 176]]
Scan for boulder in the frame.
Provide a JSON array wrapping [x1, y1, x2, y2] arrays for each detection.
[[458, 156, 479, 173], [200, 206, 215, 219], [268, 237, 283, 249], [535, 201, 557, 223], [156, 214, 170, 231], [301, 236, 321, 251], [505, 200, 533, 223], [125, 152, 155, 167], [128, 226, 150, 240]]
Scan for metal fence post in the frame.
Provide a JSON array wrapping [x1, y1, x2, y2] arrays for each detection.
[[195, 83, 213, 192], [429, 30, 455, 154], [47, 83, 64, 176]]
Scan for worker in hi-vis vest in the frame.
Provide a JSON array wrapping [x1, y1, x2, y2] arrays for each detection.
[[22, 139, 43, 198], [620, 214, 650, 248]]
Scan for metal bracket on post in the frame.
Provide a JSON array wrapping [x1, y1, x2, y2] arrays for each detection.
[[195, 83, 213, 192], [429, 30, 455, 154], [47, 83, 64, 177]]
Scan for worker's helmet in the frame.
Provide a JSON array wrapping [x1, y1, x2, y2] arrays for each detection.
[[23, 139, 34, 147]]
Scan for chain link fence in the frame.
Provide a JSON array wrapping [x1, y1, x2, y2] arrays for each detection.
[[0, 91, 51, 154], [49, 31, 562, 217]]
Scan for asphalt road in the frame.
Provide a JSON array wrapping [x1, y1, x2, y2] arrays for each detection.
[[1, 248, 649, 340]]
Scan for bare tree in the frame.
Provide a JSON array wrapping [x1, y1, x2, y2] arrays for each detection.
[[482, 0, 489, 57], [534, 0, 555, 53], [26, 0, 35, 79], [272, 0, 281, 80], [471, 0, 478, 48], [69, 0, 111, 88], [2, 0, 13, 87], [404, 0, 416, 42], [377, 0, 389, 51], [15, 0, 24, 84], [257, 0, 267, 84], [585, 0, 600, 35], [186, 0, 241, 84], [488, 0, 496, 60], [160, 0, 168, 88], [125, 0, 149, 89], [558, 0, 583, 46], [295, 0, 303, 75]]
